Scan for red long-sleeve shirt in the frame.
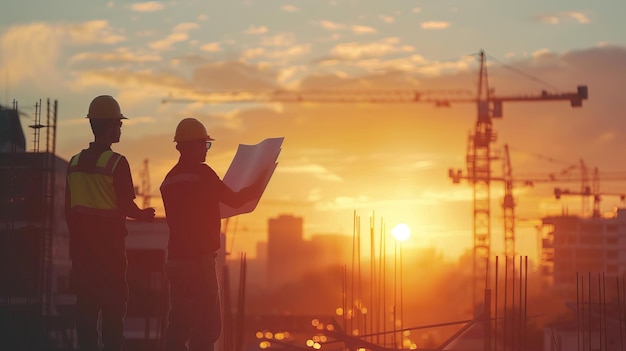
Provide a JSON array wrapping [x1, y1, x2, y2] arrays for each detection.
[[160, 159, 255, 260]]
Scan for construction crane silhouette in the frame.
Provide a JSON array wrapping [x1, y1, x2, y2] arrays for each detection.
[[135, 158, 152, 208], [468, 151, 626, 257], [162, 50, 589, 314], [553, 162, 626, 218]]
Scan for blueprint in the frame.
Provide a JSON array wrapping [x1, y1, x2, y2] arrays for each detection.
[[219, 137, 283, 218]]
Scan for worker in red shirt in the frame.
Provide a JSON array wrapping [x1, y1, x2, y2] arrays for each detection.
[[160, 118, 266, 351], [65, 95, 155, 351]]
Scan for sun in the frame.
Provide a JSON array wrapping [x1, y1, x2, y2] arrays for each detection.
[[391, 223, 411, 241]]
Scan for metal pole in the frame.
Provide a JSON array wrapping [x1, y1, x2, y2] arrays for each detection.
[[495, 256, 499, 351]]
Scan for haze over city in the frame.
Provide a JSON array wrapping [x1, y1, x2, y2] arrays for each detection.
[[3, 0, 626, 263]]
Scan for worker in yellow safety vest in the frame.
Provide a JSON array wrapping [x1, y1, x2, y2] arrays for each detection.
[[65, 95, 155, 351], [160, 118, 267, 351]]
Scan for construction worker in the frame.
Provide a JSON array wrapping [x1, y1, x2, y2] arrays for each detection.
[[160, 117, 267, 351], [65, 95, 156, 351]]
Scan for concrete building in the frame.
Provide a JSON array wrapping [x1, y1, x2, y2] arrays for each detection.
[[265, 214, 355, 288], [266, 214, 305, 287], [540, 208, 626, 293]]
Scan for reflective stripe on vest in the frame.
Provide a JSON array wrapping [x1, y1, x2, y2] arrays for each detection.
[[160, 173, 200, 190], [67, 150, 122, 217]]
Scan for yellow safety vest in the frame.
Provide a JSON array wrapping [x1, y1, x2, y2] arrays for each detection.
[[67, 150, 122, 217]]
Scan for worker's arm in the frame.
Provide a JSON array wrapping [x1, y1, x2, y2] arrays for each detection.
[[119, 198, 155, 222], [114, 156, 155, 222]]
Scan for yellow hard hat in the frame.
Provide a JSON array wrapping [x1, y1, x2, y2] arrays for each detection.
[[174, 118, 214, 142], [86, 95, 127, 119]]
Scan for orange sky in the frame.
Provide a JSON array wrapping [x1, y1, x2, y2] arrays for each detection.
[[45, 46, 626, 262]]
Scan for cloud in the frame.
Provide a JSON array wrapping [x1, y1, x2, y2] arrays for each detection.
[[70, 48, 161, 63], [149, 32, 188, 50], [73, 68, 189, 91], [173, 22, 199, 33], [531, 48, 553, 59], [328, 37, 415, 60], [200, 42, 222, 53], [420, 21, 451, 30], [423, 189, 473, 202], [319, 21, 377, 34], [280, 163, 344, 182], [246, 25, 269, 35], [568, 12, 590, 24], [188, 61, 279, 91], [277, 65, 307, 84], [242, 47, 267, 60], [266, 44, 311, 60], [65, 20, 126, 45], [412, 7, 422, 14], [281, 4, 299, 12], [351, 25, 377, 35], [380, 15, 395, 24], [130, 1, 165, 12], [0, 21, 125, 85], [147, 21, 199, 51], [537, 11, 590, 24], [320, 20, 346, 31], [260, 33, 297, 47]]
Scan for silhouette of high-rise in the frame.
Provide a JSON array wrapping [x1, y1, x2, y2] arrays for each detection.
[[267, 214, 304, 287]]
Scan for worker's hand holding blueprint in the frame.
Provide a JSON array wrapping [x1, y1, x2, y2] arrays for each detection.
[[219, 137, 283, 218]]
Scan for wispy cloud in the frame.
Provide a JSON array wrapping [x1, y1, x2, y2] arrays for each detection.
[[531, 48, 553, 58], [329, 37, 414, 60], [70, 48, 161, 63], [130, 1, 165, 12], [537, 11, 590, 24], [280, 163, 343, 182], [149, 33, 188, 50], [173, 22, 199, 33], [72, 67, 188, 91], [380, 15, 395, 24], [266, 44, 311, 60], [569, 12, 590, 23], [245, 25, 269, 35], [277, 65, 307, 84], [260, 33, 296, 47], [200, 42, 222, 52], [421, 21, 451, 30], [148, 22, 198, 51], [319, 20, 377, 35], [352, 25, 377, 35], [320, 20, 345, 30], [242, 47, 267, 60], [281, 4, 299, 12]]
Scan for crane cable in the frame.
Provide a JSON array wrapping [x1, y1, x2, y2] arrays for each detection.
[[486, 54, 564, 93]]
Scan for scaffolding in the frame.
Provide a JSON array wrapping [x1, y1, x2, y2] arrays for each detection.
[[0, 99, 61, 350]]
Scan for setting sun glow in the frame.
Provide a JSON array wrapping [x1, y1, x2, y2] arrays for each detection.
[[392, 223, 411, 241]]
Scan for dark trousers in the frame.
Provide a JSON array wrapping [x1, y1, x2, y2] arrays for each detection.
[[165, 254, 221, 351], [71, 231, 128, 351]]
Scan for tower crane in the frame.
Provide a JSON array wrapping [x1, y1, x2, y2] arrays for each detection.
[[554, 164, 626, 218], [162, 50, 589, 313]]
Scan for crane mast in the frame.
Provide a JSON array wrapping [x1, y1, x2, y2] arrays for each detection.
[[502, 145, 515, 266], [466, 51, 497, 314]]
